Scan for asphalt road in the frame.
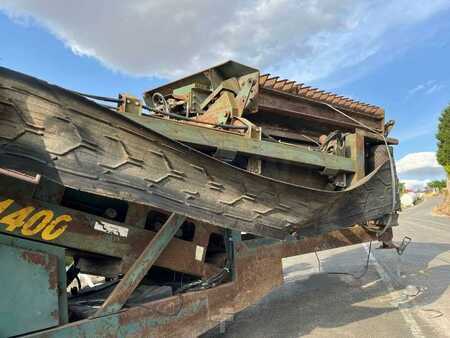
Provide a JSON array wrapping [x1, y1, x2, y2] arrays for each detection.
[[204, 196, 450, 338]]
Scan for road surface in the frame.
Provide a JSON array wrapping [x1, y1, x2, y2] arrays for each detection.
[[203, 196, 450, 338]]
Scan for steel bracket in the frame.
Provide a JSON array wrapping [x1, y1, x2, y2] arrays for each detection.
[[92, 213, 186, 317]]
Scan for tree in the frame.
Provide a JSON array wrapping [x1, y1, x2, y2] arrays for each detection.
[[436, 105, 450, 174], [427, 179, 446, 191]]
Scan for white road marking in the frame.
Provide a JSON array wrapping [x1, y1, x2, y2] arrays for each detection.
[[363, 243, 425, 338]]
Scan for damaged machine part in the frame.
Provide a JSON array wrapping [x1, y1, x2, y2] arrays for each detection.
[[0, 60, 401, 337]]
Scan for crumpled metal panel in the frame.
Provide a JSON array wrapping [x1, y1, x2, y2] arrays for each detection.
[[0, 67, 398, 239]]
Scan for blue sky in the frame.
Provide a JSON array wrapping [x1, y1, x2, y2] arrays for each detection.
[[0, 13, 161, 100], [0, 1, 448, 188], [321, 13, 450, 160]]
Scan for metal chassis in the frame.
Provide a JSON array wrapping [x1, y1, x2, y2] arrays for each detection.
[[0, 169, 380, 337], [18, 225, 376, 338]]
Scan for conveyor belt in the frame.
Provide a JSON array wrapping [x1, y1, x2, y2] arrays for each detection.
[[0, 66, 397, 239]]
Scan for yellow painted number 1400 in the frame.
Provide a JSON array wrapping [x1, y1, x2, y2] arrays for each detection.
[[0, 199, 71, 241]]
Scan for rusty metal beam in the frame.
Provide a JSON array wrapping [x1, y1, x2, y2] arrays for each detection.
[[257, 76, 383, 118], [257, 87, 383, 132], [94, 213, 186, 317], [0, 193, 220, 277], [358, 129, 399, 145]]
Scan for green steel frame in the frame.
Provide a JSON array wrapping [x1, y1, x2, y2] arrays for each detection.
[[127, 114, 355, 173], [94, 213, 186, 317]]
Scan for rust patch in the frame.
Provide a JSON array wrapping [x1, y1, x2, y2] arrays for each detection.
[[260, 73, 384, 116], [47, 257, 58, 290], [21, 250, 48, 267], [20, 250, 58, 290]]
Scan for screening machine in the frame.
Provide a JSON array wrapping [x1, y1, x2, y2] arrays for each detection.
[[0, 61, 403, 337]]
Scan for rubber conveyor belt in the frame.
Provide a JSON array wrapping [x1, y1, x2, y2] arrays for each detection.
[[0, 67, 396, 239]]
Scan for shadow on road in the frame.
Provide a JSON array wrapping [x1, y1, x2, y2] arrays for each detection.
[[203, 241, 450, 337]]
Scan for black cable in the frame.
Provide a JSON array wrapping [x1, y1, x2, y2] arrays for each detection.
[[175, 263, 230, 294], [66, 261, 81, 286], [68, 279, 120, 299], [71, 89, 249, 131], [314, 241, 372, 280], [324, 103, 397, 237], [136, 263, 229, 316], [177, 232, 233, 294], [69, 89, 122, 104], [76, 276, 81, 291], [72, 87, 249, 131], [314, 250, 321, 272]]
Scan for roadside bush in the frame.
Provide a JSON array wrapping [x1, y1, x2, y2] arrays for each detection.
[[436, 105, 450, 175]]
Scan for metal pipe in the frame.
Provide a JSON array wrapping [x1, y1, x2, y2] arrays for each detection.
[[0, 167, 41, 184], [69, 90, 122, 104]]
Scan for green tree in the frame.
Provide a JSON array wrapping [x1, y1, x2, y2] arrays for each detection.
[[436, 105, 450, 174], [427, 179, 446, 191]]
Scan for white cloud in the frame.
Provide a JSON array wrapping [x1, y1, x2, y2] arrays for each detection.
[[401, 179, 430, 191], [408, 81, 431, 95], [408, 80, 445, 96], [0, 0, 449, 81], [396, 152, 446, 190], [425, 83, 445, 94]]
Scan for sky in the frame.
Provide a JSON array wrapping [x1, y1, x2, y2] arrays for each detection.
[[0, 0, 448, 190]]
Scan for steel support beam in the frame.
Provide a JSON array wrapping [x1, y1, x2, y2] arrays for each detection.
[[93, 213, 186, 317], [345, 129, 366, 184], [257, 88, 383, 131], [0, 193, 219, 277], [127, 115, 355, 173]]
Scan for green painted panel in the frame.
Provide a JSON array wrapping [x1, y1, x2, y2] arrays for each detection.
[[0, 235, 67, 337]]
